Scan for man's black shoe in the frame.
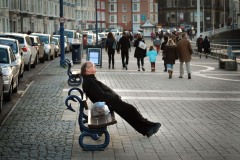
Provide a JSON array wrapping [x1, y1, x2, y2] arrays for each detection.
[[188, 73, 191, 79], [146, 123, 161, 137]]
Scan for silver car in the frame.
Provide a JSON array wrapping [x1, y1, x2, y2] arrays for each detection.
[[0, 33, 38, 71], [0, 38, 25, 79], [52, 37, 60, 57], [31, 33, 55, 61], [0, 67, 4, 112], [0, 45, 19, 101], [53, 35, 70, 53], [29, 35, 45, 63]]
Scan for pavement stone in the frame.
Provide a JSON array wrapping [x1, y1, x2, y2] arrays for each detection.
[[0, 38, 240, 160]]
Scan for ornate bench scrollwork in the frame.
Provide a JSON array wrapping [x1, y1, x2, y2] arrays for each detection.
[[65, 88, 116, 151], [63, 59, 82, 86]]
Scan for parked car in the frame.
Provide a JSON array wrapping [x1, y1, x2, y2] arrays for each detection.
[[52, 37, 60, 57], [0, 67, 3, 113], [0, 45, 20, 101], [98, 33, 106, 48], [87, 34, 95, 46], [53, 35, 70, 53], [0, 38, 24, 79], [0, 33, 38, 71], [29, 35, 45, 63], [31, 33, 55, 61]]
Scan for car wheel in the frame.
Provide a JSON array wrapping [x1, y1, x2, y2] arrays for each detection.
[[40, 52, 45, 63], [32, 56, 37, 68], [20, 65, 24, 78], [0, 88, 3, 113], [4, 83, 12, 101], [45, 53, 49, 61], [50, 50, 54, 60], [25, 59, 31, 71], [13, 78, 18, 93]]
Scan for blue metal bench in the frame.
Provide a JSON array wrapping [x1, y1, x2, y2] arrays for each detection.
[[65, 87, 117, 151], [63, 59, 82, 86]]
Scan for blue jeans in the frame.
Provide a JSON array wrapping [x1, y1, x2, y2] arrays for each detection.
[[167, 64, 174, 71]]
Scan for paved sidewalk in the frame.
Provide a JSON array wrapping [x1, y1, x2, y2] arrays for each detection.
[[0, 38, 240, 160]]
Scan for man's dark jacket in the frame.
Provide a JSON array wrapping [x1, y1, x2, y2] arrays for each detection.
[[82, 74, 121, 104]]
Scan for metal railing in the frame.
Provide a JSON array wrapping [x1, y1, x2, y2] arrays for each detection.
[[191, 41, 233, 59]]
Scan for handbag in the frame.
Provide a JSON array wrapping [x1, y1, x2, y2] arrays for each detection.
[[90, 102, 110, 117], [138, 41, 147, 50]]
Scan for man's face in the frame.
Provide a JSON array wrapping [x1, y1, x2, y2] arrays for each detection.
[[85, 62, 96, 75]]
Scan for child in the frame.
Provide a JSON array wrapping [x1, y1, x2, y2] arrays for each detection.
[[146, 46, 158, 72]]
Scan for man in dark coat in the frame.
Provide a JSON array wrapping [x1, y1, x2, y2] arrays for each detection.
[[161, 36, 168, 72], [80, 61, 161, 137], [203, 36, 210, 58], [117, 31, 131, 70]]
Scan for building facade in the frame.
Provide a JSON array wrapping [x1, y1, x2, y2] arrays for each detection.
[[105, 0, 158, 33], [158, 0, 239, 31]]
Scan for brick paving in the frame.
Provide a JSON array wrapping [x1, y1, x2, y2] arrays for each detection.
[[0, 38, 240, 160]]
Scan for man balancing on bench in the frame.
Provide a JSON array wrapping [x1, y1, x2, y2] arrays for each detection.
[[80, 61, 161, 137]]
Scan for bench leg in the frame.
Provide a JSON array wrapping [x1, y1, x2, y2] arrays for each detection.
[[79, 130, 110, 151]]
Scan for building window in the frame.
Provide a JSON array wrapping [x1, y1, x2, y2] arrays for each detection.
[[191, 0, 196, 7], [101, 1, 105, 9], [109, 3, 116, 12], [132, 3, 140, 12], [1, 0, 9, 8], [1, 17, 9, 32], [122, 4, 127, 12], [110, 15, 115, 23], [122, 15, 127, 23], [101, 12, 105, 21], [133, 14, 140, 23]]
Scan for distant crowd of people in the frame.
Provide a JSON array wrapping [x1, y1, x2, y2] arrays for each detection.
[[104, 29, 211, 80]]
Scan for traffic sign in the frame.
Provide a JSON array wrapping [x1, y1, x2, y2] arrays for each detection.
[[59, 17, 66, 23]]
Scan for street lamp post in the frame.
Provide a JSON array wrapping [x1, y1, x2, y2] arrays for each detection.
[[59, 0, 65, 67], [95, 0, 98, 45]]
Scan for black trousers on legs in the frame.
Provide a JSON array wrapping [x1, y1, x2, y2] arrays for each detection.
[[107, 99, 154, 135]]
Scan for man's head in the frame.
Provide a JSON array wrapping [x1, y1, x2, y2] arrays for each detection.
[[81, 61, 96, 75]]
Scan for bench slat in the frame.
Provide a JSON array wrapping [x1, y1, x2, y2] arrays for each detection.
[[88, 110, 117, 129]]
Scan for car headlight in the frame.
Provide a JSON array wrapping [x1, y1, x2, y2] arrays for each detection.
[[1, 67, 11, 84], [1, 67, 11, 76]]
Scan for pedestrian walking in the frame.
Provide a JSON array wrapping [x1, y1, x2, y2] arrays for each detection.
[[105, 32, 116, 69], [162, 39, 178, 79], [80, 61, 161, 137], [117, 31, 131, 70], [161, 36, 168, 72], [203, 36, 210, 58], [196, 35, 204, 58], [146, 46, 158, 72], [153, 37, 161, 53], [134, 34, 147, 71], [177, 33, 193, 79], [151, 31, 155, 41]]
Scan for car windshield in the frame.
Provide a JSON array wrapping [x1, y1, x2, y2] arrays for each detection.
[[64, 31, 73, 38], [0, 40, 18, 54], [38, 36, 49, 44], [52, 38, 58, 44], [98, 34, 105, 38], [53, 35, 67, 42], [0, 48, 9, 63], [87, 35, 93, 39]]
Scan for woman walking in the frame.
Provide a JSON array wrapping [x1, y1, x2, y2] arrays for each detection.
[[105, 32, 116, 69], [146, 46, 158, 72], [134, 34, 147, 71], [162, 39, 178, 79]]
